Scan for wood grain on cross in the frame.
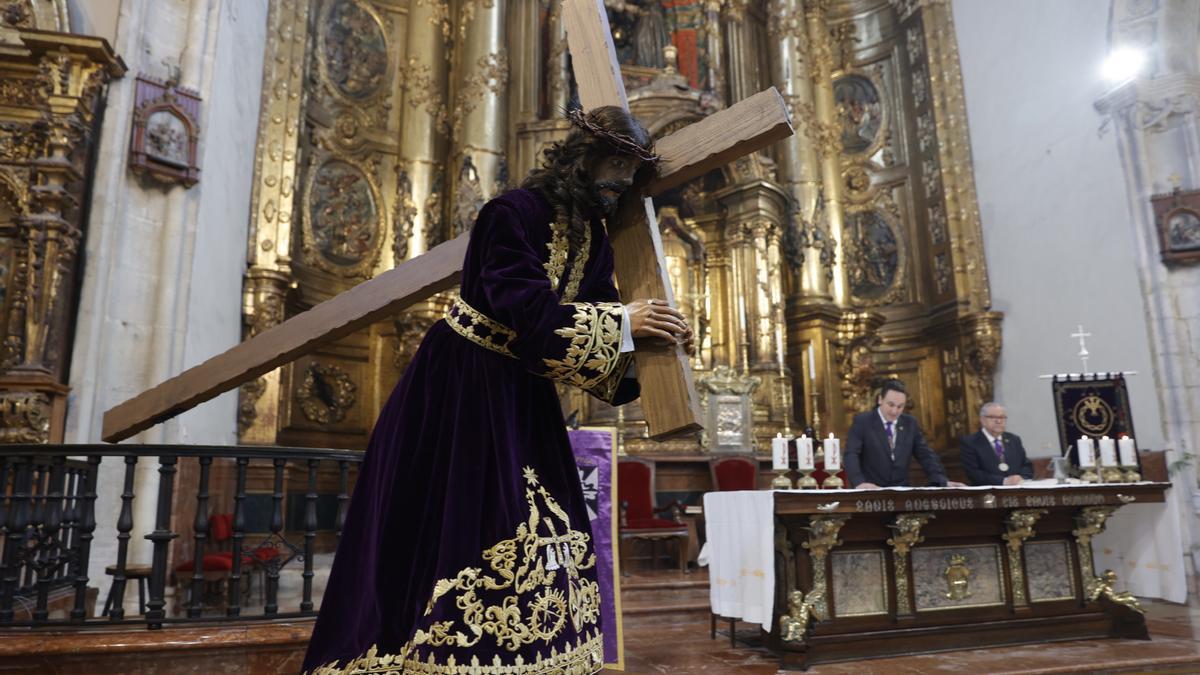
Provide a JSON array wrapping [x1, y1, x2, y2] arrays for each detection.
[[101, 0, 792, 443]]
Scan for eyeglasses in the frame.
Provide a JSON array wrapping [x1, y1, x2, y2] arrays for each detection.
[[983, 415, 1007, 420]]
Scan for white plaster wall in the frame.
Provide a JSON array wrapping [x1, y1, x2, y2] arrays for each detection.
[[66, 0, 121, 44], [953, 0, 1167, 455], [62, 0, 268, 610]]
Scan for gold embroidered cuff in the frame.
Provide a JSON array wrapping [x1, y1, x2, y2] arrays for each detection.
[[446, 295, 517, 359], [541, 302, 624, 390]]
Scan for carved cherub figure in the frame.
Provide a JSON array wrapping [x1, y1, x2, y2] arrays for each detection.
[[779, 588, 824, 642]]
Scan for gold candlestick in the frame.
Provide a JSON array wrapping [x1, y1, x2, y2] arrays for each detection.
[[1123, 467, 1142, 482], [823, 472, 844, 489], [1079, 466, 1099, 483], [771, 469, 793, 490], [1101, 466, 1123, 483], [797, 468, 818, 489]]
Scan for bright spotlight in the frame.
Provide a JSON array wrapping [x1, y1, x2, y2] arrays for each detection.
[[1101, 47, 1146, 83]]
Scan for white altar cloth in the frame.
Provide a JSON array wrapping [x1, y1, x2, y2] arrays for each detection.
[[701, 481, 1184, 631]]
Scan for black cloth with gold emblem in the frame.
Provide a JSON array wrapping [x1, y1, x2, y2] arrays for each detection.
[[302, 189, 637, 674], [1052, 373, 1140, 471]]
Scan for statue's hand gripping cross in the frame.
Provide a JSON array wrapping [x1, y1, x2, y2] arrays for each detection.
[[102, 0, 793, 443]]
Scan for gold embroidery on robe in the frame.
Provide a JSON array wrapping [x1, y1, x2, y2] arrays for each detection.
[[310, 468, 602, 675], [310, 629, 604, 674], [580, 352, 634, 404], [543, 221, 591, 303], [446, 295, 518, 358], [541, 302, 623, 390]]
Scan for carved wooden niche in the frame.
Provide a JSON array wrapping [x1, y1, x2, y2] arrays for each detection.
[[129, 74, 201, 187], [1151, 187, 1200, 265]]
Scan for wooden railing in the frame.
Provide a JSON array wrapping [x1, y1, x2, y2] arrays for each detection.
[[0, 445, 361, 629]]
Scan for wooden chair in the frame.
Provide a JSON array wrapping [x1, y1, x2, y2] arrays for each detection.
[[617, 458, 688, 574], [709, 455, 758, 491]]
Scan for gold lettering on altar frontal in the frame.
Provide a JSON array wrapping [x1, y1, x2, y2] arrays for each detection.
[[854, 492, 1109, 513]]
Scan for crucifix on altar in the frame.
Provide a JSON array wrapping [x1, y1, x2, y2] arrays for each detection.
[[101, 0, 794, 444]]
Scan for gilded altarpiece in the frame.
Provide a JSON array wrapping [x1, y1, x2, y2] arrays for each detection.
[[0, 2, 124, 444], [243, 0, 999, 483]]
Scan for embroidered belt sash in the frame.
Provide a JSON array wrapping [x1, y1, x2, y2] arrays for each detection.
[[446, 295, 518, 359]]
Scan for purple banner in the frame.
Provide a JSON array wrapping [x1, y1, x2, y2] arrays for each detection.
[[568, 427, 623, 670]]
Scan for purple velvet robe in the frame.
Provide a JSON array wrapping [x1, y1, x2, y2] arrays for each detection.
[[303, 189, 637, 674]]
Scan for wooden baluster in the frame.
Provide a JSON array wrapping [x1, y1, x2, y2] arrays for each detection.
[[25, 462, 46, 590], [59, 467, 79, 583], [0, 458, 33, 623], [187, 456, 213, 618], [336, 460, 349, 549], [71, 456, 100, 621], [302, 459, 318, 612], [226, 457, 248, 617], [108, 455, 138, 620], [264, 458, 285, 616], [33, 456, 67, 621], [144, 455, 178, 629]]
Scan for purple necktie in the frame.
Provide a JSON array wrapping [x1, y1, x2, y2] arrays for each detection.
[[993, 438, 1004, 460], [886, 421, 895, 459]]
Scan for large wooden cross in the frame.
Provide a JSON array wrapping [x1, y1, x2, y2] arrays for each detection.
[[101, 0, 792, 444]]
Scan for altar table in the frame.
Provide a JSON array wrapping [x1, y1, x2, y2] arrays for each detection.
[[704, 482, 1169, 669]]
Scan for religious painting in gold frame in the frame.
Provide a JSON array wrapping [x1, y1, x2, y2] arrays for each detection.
[[1151, 187, 1200, 265]]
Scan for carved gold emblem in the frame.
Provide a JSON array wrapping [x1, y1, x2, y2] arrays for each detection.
[[1073, 394, 1114, 436], [943, 554, 972, 600]]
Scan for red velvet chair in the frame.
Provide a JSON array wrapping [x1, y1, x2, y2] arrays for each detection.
[[617, 458, 688, 574], [709, 455, 758, 491]]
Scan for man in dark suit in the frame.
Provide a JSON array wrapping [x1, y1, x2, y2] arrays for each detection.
[[844, 380, 964, 489], [960, 402, 1033, 486]]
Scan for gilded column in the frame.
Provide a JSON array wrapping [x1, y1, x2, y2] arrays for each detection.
[[1071, 505, 1118, 584], [448, 0, 509, 239], [768, 0, 829, 304], [800, 514, 849, 621], [887, 512, 934, 616], [545, 0, 570, 116], [802, 0, 847, 305], [239, 0, 311, 444], [397, 0, 451, 259], [1002, 508, 1046, 608], [721, 0, 757, 104]]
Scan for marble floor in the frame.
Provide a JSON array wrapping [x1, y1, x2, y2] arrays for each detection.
[[618, 569, 1200, 674]]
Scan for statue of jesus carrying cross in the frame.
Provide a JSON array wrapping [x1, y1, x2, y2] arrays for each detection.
[[101, 2, 791, 672]]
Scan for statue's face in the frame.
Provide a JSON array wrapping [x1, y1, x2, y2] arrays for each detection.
[[590, 153, 639, 213]]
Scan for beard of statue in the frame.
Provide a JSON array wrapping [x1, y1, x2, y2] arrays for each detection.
[[521, 106, 654, 250]]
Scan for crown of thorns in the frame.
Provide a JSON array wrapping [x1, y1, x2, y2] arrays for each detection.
[[566, 107, 660, 165]]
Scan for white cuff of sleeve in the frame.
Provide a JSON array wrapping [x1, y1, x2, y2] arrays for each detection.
[[619, 305, 635, 353]]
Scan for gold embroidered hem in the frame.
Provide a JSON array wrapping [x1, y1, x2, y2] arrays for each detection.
[[542, 302, 623, 390], [309, 629, 604, 675], [446, 295, 517, 359]]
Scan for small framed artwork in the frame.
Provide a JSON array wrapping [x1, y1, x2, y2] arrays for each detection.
[[1151, 187, 1200, 264], [129, 74, 201, 187]]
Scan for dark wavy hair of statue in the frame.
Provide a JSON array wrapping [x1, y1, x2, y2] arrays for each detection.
[[521, 105, 654, 249]]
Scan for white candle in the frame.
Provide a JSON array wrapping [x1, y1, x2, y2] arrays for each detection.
[[1098, 436, 1117, 467], [824, 433, 841, 471], [772, 433, 789, 471], [796, 436, 814, 470], [1119, 437, 1137, 467], [808, 344, 816, 381], [1077, 436, 1095, 468]]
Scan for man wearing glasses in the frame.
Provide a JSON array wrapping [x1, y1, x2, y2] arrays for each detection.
[[960, 402, 1033, 486]]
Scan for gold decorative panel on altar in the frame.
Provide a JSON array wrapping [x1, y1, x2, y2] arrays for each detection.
[[830, 549, 889, 617], [1025, 539, 1078, 603], [241, 0, 1002, 474], [911, 543, 1006, 612]]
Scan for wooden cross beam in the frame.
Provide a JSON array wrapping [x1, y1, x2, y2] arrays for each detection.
[[101, 2, 792, 444]]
